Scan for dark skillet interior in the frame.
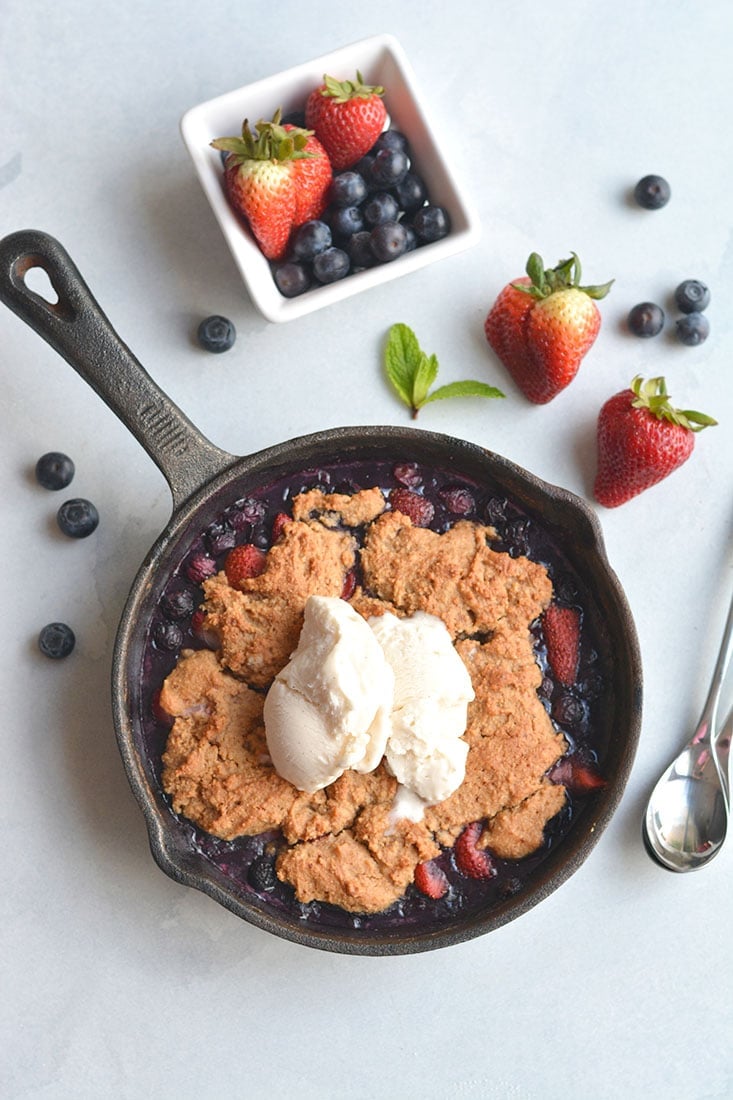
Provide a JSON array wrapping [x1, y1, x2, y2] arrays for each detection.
[[113, 425, 642, 956]]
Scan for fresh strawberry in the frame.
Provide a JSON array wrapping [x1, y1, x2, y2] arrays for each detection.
[[284, 126, 332, 224], [454, 821, 495, 879], [484, 252, 613, 403], [547, 753, 607, 793], [542, 604, 581, 686], [388, 487, 435, 527], [594, 376, 717, 507], [305, 71, 387, 171], [224, 544, 267, 587], [413, 860, 449, 899], [212, 112, 321, 260]]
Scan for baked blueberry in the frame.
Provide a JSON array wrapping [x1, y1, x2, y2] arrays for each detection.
[[35, 451, 75, 491], [248, 855, 278, 891], [152, 621, 184, 652], [197, 315, 236, 353], [627, 302, 665, 337], [675, 312, 710, 345], [57, 498, 99, 538], [674, 279, 710, 314], [633, 174, 671, 210], [161, 588, 196, 621], [38, 622, 75, 659]]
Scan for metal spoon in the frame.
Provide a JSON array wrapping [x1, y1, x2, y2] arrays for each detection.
[[643, 591, 733, 872]]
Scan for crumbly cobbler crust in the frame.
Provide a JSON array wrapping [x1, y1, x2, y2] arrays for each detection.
[[161, 488, 566, 914]]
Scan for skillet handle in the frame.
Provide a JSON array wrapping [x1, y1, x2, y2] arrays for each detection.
[[0, 229, 237, 511]]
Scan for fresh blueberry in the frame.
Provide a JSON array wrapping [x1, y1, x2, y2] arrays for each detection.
[[329, 171, 368, 207], [627, 302, 665, 337], [393, 172, 428, 214], [35, 452, 75, 491], [248, 855, 278, 892], [274, 261, 311, 298], [291, 220, 332, 262], [363, 192, 400, 227], [197, 315, 236, 353], [368, 147, 409, 188], [329, 205, 364, 240], [403, 225, 418, 252], [347, 231, 378, 270], [373, 129, 408, 154], [674, 279, 710, 314], [161, 588, 196, 621], [353, 154, 380, 191], [370, 221, 409, 263], [633, 174, 671, 210], [313, 247, 350, 284], [280, 108, 306, 128], [38, 622, 75, 659], [152, 620, 184, 652], [57, 498, 99, 538], [675, 312, 710, 346], [411, 205, 451, 243]]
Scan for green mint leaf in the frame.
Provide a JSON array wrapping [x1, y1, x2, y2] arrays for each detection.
[[412, 352, 439, 409], [385, 323, 422, 409], [385, 324, 504, 418], [423, 380, 506, 404]]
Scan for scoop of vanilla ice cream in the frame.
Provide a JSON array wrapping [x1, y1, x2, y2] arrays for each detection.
[[369, 611, 474, 804], [263, 596, 394, 792]]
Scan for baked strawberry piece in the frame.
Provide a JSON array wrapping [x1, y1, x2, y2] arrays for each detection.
[[542, 604, 581, 686]]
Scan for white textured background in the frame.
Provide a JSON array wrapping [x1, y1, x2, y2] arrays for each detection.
[[1, 2, 732, 1098]]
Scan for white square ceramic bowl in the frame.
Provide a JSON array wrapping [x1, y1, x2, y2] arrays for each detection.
[[180, 34, 480, 323]]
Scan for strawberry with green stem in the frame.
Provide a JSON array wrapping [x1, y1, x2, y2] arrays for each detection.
[[305, 71, 387, 170], [484, 252, 613, 404], [594, 376, 717, 507], [212, 111, 331, 261]]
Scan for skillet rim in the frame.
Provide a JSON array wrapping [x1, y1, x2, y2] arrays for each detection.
[[111, 424, 643, 955]]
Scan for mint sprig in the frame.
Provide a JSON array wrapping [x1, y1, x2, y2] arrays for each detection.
[[385, 323, 504, 419]]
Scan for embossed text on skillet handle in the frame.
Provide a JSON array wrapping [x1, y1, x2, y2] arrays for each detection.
[[0, 229, 237, 511]]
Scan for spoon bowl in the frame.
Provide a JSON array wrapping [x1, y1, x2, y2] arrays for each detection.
[[643, 710, 731, 871], [643, 592, 733, 873]]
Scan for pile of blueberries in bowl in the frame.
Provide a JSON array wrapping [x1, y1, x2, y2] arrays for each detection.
[[272, 126, 450, 297]]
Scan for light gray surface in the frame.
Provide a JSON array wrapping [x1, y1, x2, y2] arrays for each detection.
[[1, 2, 732, 1098]]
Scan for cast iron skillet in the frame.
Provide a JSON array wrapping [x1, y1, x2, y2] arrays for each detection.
[[0, 229, 642, 955]]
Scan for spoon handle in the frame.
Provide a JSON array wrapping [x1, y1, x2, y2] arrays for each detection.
[[699, 589, 733, 729]]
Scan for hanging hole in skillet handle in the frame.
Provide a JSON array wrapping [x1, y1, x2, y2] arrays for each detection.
[[0, 229, 237, 511], [22, 263, 61, 309]]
